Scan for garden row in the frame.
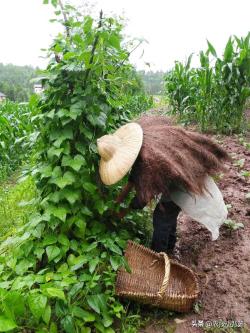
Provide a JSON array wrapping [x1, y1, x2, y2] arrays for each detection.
[[165, 33, 250, 133]]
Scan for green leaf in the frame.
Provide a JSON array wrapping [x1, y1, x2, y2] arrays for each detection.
[[43, 234, 57, 246], [94, 200, 108, 214], [46, 246, 61, 262], [62, 154, 86, 171], [224, 37, 233, 62], [110, 256, 121, 271], [83, 16, 93, 34], [81, 328, 91, 333], [40, 165, 53, 178], [5, 291, 25, 317], [50, 322, 58, 333], [75, 142, 86, 154], [61, 315, 75, 333], [207, 40, 217, 57], [47, 147, 64, 159], [53, 171, 76, 189], [15, 259, 34, 275], [106, 239, 122, 255], [42, 304, 51, 324], [60, 188, 81, 204], [0, 316, 17, 332], [50, 206, 68, 222], [51, 166, 63, 179], [96, 112, 107, 127], [47, 109, 55, 119], [74, 219, 86, 238], [82, 182, 97, 194], [109, 34, 121, 49], [51, 0, 58, 7], [86, 294, 107, 314], [81, 206, 93, 217], [57, 108, 69, 119], [34, 248, 45, 260], [44, 287, 65, 300], [69, 102, 84, 120], [58, 234, 70, 247], [63, 52, 76, 60], [68, 255, 87, 271], [28, 293, 47, 320], [89, 258, 99, 274], [72, 306, 95, 322], [103, 313, 113, 327], [52, 128, 73, 147], [49, 191, 61, 203]]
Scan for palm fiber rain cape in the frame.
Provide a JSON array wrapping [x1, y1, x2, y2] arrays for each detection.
[[129, 115, 230, 206]]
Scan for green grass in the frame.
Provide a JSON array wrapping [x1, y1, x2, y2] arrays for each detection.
[[0, 175, 37, 240]]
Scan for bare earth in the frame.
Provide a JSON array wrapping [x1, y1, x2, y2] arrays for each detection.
[[140, 134, 250, 333]]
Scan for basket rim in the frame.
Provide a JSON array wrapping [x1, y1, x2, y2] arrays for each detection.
[[116, 241, 200, 299], [125, 240, 162, 259], [116, 290, 199, 300], [116, 259, 200, 299]]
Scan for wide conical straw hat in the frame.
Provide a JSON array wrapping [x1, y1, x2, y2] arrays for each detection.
[[97, 122, 143, 185]]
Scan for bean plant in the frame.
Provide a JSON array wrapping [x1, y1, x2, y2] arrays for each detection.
[[0, 2, 152, 332], [165, 33, 250, 133]]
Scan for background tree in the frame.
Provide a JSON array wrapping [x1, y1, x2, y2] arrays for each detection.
[[138, 70, 165, 95], [0, 63, 37, 102]]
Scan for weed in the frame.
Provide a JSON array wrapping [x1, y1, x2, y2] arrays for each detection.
[[237, 135, 250, 150], [234, 158, 245, 168], [240, 170, 250, 178], [193, 301, 203, 314], [223, 219, 244, 231]]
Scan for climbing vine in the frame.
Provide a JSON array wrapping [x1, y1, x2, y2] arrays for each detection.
[[0, 3, 152, 332]]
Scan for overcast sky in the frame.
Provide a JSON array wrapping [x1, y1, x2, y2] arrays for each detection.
[[0, 0, 249, 71]]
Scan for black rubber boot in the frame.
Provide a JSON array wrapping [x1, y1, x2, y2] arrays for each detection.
[[151, 200, 180, 254]]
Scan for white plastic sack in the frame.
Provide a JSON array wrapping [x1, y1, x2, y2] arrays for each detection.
[[169, 176, 228, 240]]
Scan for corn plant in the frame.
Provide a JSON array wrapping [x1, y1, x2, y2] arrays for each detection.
[[0, 97, 39, 179], [165, 33, 250, 133]]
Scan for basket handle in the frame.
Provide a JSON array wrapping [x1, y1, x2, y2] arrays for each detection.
[[157, 252, 171, 297]]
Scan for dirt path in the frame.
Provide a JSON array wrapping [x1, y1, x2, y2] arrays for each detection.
[[141, 134, 250, 333]]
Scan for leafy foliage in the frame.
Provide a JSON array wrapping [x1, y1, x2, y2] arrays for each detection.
[[0, 98, 39, 179], [0, 176, 37, 240], [0, 4, 152, 332], [165, 33, 250, 133]]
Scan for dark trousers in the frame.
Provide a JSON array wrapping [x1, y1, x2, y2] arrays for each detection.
[[151, 200, 181, 253]]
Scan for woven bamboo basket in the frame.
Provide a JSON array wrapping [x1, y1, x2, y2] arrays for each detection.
[[115, 240, 199, 312]]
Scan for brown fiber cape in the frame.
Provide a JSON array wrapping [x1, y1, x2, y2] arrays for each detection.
[[128, 115, 230, 206]]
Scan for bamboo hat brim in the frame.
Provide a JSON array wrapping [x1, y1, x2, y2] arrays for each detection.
[[97, 123, 143, 185]]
